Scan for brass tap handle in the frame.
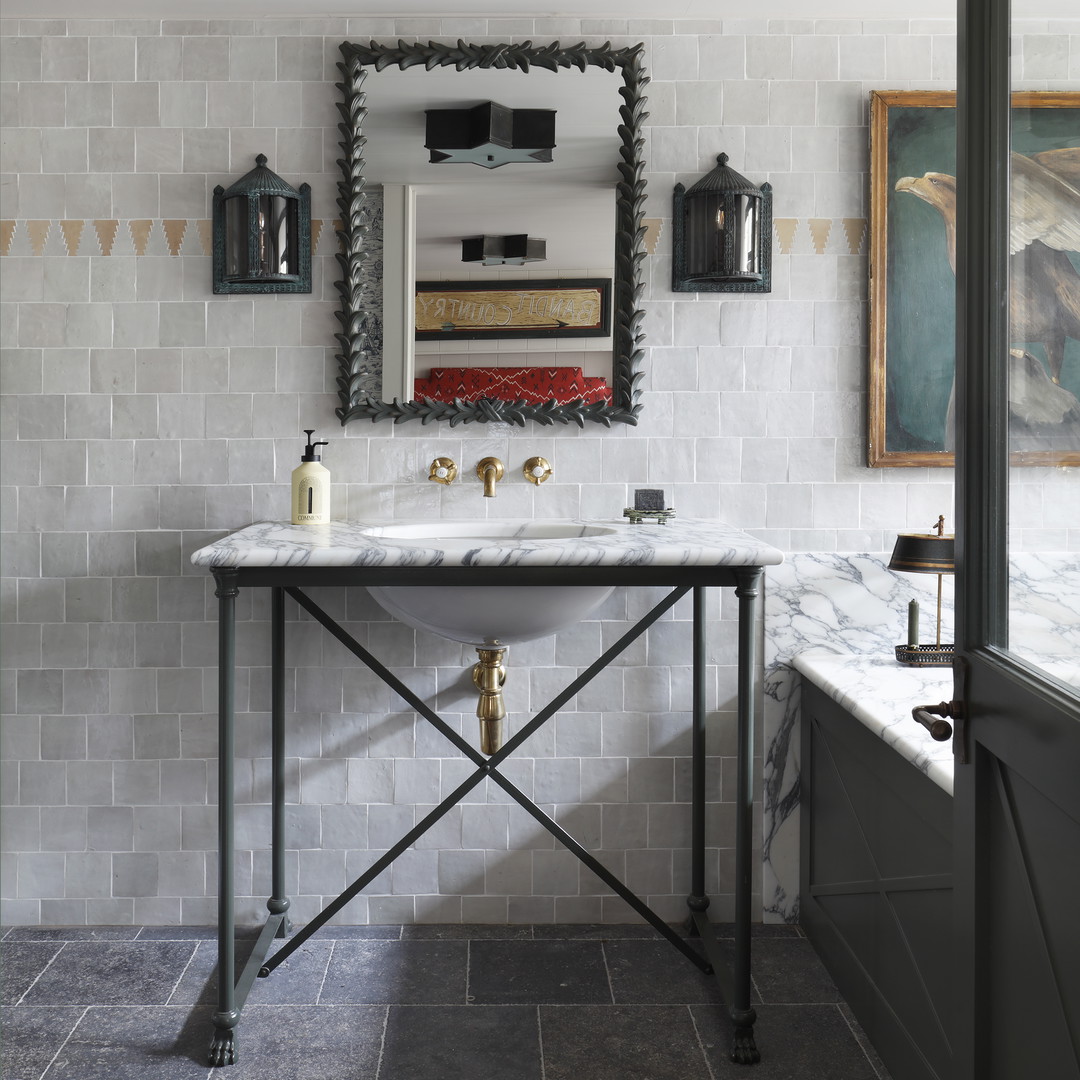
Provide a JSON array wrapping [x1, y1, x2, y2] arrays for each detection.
[[428, 457, 458, 485], [476, 457, 504, 497], [523, 456, 552, 485]]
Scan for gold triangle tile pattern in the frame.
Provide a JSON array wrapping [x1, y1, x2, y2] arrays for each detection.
[[774, 218, 798, 254], [27, 221, 51, 256], [641, 218, 663, 255], [129, 219, 154, 256], [196, 219, 212, 256], [61, 219, 85, 255], [0, 218, 869, 259], [808, 219, 832, 255], [162, 219, 187, 257], [842, 217, 867, 255], [94, 219, 119, 256]]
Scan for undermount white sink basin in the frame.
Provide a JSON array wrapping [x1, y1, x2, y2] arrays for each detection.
[[362, 519, 616, 646], [359, 520, 618, 543]]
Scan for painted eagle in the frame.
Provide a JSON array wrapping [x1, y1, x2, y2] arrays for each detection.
[[895, 147, 1080, 387]]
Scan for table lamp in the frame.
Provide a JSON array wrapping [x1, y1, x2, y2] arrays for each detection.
[[889, 514, 955, 667]]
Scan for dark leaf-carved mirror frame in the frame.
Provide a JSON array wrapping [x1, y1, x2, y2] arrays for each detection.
[[335, 39, 649, 427]]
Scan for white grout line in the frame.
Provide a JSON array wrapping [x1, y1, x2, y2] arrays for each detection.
[[373, 1002, 391, 1080], [838, 1002, 890, 1079], [15, 941, 66, 1007], [686, 1003, 718, 1080], [599, 940, 617, 1004], [38, 1004, 91, 1080], [164, 940, 202, 1006], [314, 939, 335, 1005], [536, 1004, 547, 1080]]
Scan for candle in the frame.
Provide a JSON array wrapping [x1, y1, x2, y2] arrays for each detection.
[[907, 599, 920, 647]]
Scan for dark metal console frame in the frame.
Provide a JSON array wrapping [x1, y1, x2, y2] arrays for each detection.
[[207, 563, 764, 1067]]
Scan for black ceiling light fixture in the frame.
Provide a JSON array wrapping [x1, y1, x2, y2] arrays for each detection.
[[672, 152, 772, 293], [212, 154, 311, 294], [425, 101, 556, 169], [461, 234, 547, 266]]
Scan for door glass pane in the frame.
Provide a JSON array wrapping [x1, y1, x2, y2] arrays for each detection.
[[1006, 3, 1080, 693]]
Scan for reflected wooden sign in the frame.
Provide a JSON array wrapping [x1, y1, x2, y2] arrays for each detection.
[[415, 278, 611, 340]]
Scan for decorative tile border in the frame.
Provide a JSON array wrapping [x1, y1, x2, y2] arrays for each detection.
[[0, 218, 338, 258], [1, 217, 866, 258]]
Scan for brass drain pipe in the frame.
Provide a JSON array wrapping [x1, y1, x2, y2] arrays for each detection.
[[472, 647, 507, 754]]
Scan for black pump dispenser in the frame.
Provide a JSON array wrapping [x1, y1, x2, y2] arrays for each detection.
[[301, 429, 328, 462]]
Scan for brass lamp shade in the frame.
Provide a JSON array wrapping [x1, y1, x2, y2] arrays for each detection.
[[888, 532, 955, 575]]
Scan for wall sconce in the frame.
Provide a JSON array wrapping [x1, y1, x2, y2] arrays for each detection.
[[672, 152, 772, 293], [425, 102, 556, 169], [461, 235, 547, 266], [212, 154, 311, 294], [889, 515, 955, 667]]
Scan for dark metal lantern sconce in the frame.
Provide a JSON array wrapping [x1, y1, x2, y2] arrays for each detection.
[[212, 154, 311, 294], [461, 234, 547, 266], [672, 153, 772, 293]]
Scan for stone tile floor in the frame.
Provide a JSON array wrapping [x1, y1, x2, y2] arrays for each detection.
[[1, 922, 892, 1080]]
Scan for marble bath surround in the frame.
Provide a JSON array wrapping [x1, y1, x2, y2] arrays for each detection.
[[762, 552, 1080, 923], [190, 517, 787, 571]]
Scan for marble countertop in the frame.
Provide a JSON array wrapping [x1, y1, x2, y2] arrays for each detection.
[[189, 518, 786, 570], [793, 651, 956, 795]]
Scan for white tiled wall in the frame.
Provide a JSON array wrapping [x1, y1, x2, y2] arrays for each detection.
[[2, 15, 1078, 927]]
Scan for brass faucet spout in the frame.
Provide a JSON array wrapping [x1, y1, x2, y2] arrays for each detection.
[[476, 457, 504, 497]]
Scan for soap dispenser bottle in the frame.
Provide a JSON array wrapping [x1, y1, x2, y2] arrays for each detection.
[[291, 430, 330, 525]]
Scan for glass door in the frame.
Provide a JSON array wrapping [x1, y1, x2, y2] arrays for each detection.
[[953, 0, 1080, 1077]]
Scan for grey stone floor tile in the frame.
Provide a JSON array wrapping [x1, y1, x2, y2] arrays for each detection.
[[747, 938, 843, 1004], [209, 1004, 384, 1080], [540, 1004, 712, 1080], [0, 1006, 85, 1080], [5, 928, 140, 942], [401, 922, 532, 940], [40, 1005, 212, 1079], [1, 942, 63, 1006], [468, 939, 611, 1005], [379, 1005, 542, 1080], [319, 939, 468, 1005], [297, 924, 402, 939], [691, 1002, 885, 1080], [136, 926, 261, 941], [22, 942, 197, 1007], [167, 937, 334, 1008], [604, 938, 723, 1005], [532, 922, 658, 940]]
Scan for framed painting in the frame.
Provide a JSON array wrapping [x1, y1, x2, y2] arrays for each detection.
[[414, 278, 611, 342], [868, 90, 1080, 467]]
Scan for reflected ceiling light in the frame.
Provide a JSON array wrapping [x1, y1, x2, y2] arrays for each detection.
[[425, 101, 556, 168], [461, 235, 547, 266], [212, 154, 311, 294], [672, 152, 772, 293]]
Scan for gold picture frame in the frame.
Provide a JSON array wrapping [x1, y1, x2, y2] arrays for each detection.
[[868, 89, 1080, 467]]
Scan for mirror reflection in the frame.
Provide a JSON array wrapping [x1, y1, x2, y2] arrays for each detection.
[[335, 40, 649, 427]]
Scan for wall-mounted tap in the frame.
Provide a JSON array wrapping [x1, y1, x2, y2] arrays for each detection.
[[428, 457, 457, 485], [476, 457, 504, 497], [523, 456, 552, 484]]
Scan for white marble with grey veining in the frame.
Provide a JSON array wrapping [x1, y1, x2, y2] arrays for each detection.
[[761, 550, 1080, 923], [792, 651, 956, 794], [189, 518, 786, 570]]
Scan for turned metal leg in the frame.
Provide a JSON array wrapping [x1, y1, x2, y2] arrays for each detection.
[[688, 587, 710, 920], [268, 588, 292, 935], [731, 567, 763, 1064], [210, 570, 239, 1067]]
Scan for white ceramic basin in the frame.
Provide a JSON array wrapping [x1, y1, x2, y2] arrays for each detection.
[[360, 520, 618, 543], [361, 520, 616, 646]]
